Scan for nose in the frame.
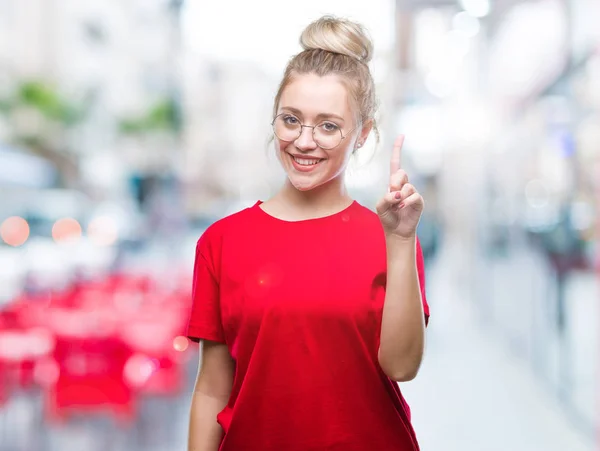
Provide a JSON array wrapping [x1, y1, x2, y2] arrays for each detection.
[[294, 126, 318, 151]]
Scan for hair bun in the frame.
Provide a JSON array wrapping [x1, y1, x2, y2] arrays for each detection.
[[300, 15, 374, 64]]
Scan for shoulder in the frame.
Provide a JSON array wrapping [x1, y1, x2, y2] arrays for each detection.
[[353, 201, 379, 219], [196, 204, 257, 257]]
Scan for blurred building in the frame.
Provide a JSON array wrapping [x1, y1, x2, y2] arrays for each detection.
[[393, 0, 600, 437], [0, 0, 184, 198], [181, 58, 279, 217]]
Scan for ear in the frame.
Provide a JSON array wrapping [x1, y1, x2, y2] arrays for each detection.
[[356, 119, 373, 149]]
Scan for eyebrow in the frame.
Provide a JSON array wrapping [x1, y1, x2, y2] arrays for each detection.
[[280, 106, 345, 122]]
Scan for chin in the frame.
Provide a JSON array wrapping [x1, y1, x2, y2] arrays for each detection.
[[288, 175, 324, 192]]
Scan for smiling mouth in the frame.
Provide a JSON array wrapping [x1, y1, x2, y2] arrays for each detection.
[[291, 155, 324, 166]]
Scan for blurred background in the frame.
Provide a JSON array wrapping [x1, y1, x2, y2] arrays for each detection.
[[0, 0, 598, 450]]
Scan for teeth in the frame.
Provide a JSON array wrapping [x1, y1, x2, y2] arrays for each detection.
[[293, 157, 321, 166]]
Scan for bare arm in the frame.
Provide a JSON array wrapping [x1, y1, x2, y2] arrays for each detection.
[[378, 236, 426, 382], [376, 136, 427, 382], [188, 340, 235, 451]]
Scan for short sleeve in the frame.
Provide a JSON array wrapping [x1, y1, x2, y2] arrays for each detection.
[[187, 239, 226, 343], [416, 238, 430, 326]]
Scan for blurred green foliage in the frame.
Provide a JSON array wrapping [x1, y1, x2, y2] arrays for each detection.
[[0, 81, 86, 184], [18, 81, 84, 125], [119, 97, 180, 135], [0, 81, 85, 126]]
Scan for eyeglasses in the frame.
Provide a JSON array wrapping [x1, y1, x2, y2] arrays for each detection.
[[271, 113, 356, 150]]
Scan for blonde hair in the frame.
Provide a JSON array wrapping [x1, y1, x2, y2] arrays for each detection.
[[272, 16, 380, 144]]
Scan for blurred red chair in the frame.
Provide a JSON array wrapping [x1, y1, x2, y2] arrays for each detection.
[[119, 306, 187, 396], [44, 306, 136, 425], [1, 267, 194, 428], [0, 302, 55, 392], [46, 335, 135, 424]]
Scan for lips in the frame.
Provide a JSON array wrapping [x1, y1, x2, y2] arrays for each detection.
[[292, 156, 323, 166], [288, 153, 324, 172]]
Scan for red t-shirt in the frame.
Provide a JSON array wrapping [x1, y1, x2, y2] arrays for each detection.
[[188, 200, 430, 450]]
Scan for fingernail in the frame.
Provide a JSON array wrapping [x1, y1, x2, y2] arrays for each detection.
[[395, 192, 402, 199], [399, 202, 405, 208]]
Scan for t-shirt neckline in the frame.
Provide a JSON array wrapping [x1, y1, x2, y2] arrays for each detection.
[[253, 200, 358, 224]]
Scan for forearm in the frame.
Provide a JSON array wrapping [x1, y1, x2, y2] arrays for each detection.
[[188, 391, 228, 451], [378, 235, 426, 382]]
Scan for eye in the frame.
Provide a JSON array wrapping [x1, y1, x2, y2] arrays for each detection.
[[319, 122, 340, 133], [282, 114, 299, 125]]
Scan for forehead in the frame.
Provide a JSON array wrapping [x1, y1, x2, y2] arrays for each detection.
[[279, 73, 352, 118]]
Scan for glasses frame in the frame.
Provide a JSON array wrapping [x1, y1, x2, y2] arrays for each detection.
[[271, 113, 358, 150]]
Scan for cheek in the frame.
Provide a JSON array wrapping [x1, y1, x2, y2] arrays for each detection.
[[332, 145, 354, 167], [275, 138, 292, 156], [273, 140, 286, 165]]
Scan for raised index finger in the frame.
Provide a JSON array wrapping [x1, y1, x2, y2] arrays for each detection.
[[390, 135, 404, 176]]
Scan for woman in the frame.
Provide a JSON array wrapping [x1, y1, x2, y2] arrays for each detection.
[[187, 15, 429, 451]]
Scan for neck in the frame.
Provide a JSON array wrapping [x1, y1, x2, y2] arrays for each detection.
[[276, 176, 352, 213]]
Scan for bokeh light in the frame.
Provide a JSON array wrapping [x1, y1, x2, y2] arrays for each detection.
[[173, 335, 189, 352], [0, 216, 30, 247], [452, 11, 480, 38], [459, 0, 491, 18], [124, 354, 158, 388], [87, 215, 119, 246], [52, 217, 82, 243]]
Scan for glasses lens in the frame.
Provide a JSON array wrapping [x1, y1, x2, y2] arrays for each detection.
[[314, 123, 342, 149], [272, 115, 343, 149], [273, 115, 301, 142]]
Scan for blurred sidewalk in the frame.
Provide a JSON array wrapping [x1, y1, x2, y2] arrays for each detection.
[[403, 241, 595, 451]]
